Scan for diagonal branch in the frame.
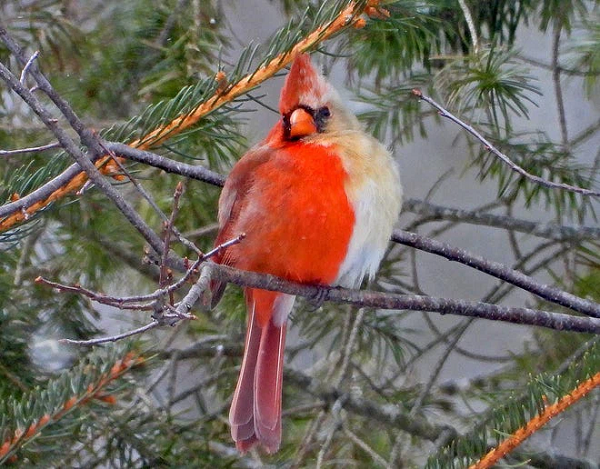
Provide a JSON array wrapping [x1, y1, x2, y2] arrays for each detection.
[[469, 371, 600, 469], [412, 89, 600, 197], [0, 58, 166, 256], [392, 229, 600, 318]]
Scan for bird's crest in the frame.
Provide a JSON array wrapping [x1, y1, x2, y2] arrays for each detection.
[[279, 53, 329, 115]]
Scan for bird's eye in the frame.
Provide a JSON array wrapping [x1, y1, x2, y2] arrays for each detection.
[[318, 107, 331, 119]]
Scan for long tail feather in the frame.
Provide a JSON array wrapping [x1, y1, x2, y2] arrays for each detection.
[[229, 289, 293, 454], [254, 317, 287, 453]]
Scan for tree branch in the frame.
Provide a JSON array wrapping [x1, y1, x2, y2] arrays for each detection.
[[105, 141, 226, 187], [208, 264, 600, 333], [0, 141, 60, 157], [412, 89, 599, 197], [392, 229, 600, 318], [403, 198, 600, 241]]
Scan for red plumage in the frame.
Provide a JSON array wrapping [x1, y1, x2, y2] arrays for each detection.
[[211, 53, 402, 453]]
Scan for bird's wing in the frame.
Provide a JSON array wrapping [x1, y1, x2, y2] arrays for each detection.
[[210, 145, 273, 307]]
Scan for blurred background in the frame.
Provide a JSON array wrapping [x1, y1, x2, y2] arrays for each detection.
[[1, 0, 598, 467]]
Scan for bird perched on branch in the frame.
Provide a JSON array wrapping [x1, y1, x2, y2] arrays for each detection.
[[211, 53, 402, 453]]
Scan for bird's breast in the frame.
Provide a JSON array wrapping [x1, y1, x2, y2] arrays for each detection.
[[229, 142, 356, 286]]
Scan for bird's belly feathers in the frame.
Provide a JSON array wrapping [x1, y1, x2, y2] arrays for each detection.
[[332, 132, 403, 288]]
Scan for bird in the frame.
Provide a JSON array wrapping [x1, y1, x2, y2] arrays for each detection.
[[210, 53, 402, 454]]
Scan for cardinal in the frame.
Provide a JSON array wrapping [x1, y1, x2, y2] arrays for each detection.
[[211, 53, 402, 453]]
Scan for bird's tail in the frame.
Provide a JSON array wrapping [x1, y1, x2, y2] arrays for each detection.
[[229, 288, 294, 453]]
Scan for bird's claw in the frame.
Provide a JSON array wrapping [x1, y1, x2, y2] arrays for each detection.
[[307, 286, 329, 311]]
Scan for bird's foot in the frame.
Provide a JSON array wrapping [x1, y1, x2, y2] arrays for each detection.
[[307, 286, 329, 311]]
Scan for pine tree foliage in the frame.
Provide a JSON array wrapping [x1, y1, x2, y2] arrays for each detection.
[[427, 339, 600, 468], [0, 0, 599, 467], [0, 344, 140, 465]]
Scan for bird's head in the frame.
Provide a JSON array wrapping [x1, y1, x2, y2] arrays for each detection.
[[276, 53, 360, 142]]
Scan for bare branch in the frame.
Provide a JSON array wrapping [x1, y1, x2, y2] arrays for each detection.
[[392, 229, 600, 318], [159, 182, 185, 288], [59, 321, 161, 346], [19, 50, 38, 85], [412, 89, 600, 197], [343, 423, 392, 469], [403, 198, 600, 241], [552, 23, 569, 148], [0, 141, 59, 157], [516, 54, 600, 78], [105, 141, 226, 187], [210, 264, 600, 334]]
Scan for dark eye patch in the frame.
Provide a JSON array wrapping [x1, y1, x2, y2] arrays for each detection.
[[314, 106, 331, 131], [282, 105, 331, 139], [317, 107, 330, 119]]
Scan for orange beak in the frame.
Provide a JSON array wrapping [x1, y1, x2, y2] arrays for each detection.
[[289, 108, 317, 139]]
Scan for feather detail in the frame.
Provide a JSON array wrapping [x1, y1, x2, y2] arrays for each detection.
[[229, 289, 291, 454], [279, 53, 329, 114]]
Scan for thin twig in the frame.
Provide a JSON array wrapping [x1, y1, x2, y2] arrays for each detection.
[[161, 232, 246, 295], [19, 50, 38, 85], [516, 54, 600, 77], [409, 320, 472, 415], [403, 198, 600, 241], [159, 182, 184, 288], [59, 321, 161, 346], [335, 308, 366, 386], [552, 23, 569, 149], [343, 422, 392, 469], [412, 89, 600, 197], [34, 277, 155, 310], [36, 233, 245, 309], [101, 145, 201, 255], [0, 141, 59, 156], [54, 235, 245, 346], [315, 417, 340, 469]]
